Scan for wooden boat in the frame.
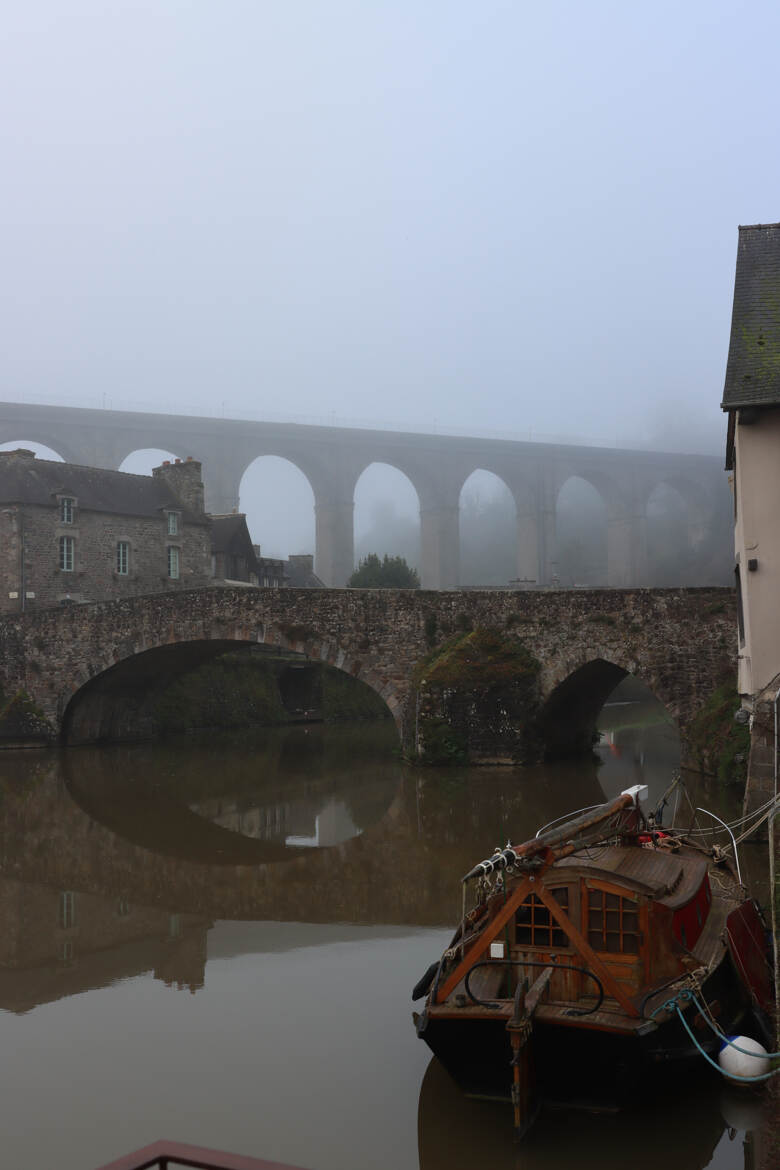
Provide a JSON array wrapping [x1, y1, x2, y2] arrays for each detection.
[[412, 784, 773, 1136]]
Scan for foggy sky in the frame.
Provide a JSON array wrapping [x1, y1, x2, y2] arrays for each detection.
[[2, 3, 777, 557]]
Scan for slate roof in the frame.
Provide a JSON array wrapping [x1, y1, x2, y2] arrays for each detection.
[[210, 513, 253, 554], [210, 514, 262, 575], [287, 556, 325, 588], [0, 450, 206, 523], [722, 223, 780, 410]]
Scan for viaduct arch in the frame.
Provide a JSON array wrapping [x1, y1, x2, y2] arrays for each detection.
[[0, 401, 729, 588]]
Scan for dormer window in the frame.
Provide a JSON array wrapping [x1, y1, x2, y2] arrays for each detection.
[[167, 512, 179, 535], [60, 497, 75, 524]]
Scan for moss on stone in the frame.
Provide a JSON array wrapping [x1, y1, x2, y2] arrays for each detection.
[[418, 717, 468, 765], [687, 682, 750, 785], [412, 628, 542, 765], [417, 628, 540, 691], [0, 689, 54, 741]]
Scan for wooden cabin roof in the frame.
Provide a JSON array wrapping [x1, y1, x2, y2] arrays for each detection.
[[550, 844, 707, 906]]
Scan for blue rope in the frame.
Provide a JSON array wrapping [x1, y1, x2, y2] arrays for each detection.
[[651, 988, 780, 1060], [650, 989, 778, 1082], [673, 1005, 778, 1083], [687, 990, 780, 1060]]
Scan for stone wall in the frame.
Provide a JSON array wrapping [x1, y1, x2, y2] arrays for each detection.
[[0, 585, 736, 761]]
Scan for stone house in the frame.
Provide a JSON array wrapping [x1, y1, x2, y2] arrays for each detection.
[[210, 514, 289, 588], [211, 514, 263, 585], [721, 222, 780, 815], [0, 449, 212, 612], [0, 879, 208, 1011], [722, 222, 780, 708]]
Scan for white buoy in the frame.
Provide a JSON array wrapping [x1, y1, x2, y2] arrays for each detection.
[[717, 1036, 770, 1082]]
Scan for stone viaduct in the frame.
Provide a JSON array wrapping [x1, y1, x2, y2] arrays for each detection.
[[0, 585, 735, 763], [0, 401, 728, 589]]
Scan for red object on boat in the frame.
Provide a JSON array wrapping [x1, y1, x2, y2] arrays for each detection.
[[92, 1139, 310, 1170]]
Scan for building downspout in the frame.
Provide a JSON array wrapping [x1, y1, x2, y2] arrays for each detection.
[[19, 510, 25, 613]]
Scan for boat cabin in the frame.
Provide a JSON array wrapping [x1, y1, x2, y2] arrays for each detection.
[[454, 843, 716, 1016]]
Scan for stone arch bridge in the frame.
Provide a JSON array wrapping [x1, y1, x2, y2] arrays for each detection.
[[0, 586, 735, 763]]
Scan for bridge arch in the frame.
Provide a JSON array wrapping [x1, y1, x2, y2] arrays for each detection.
[[353, 461, 421, 576], [555, 475, 609, 586], [458, 469, 516, 586], [643, 473, 716, 584], [238, 454, 317, 562], [538, 656, 676, 760], [0, 438, 68, 462], [60, 621, 403, 747], [118, 447, 183, 474]]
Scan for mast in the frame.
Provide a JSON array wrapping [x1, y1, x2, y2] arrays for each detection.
[[462, 785, 648, 882]]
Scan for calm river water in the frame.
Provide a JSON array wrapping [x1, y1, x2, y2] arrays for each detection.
[[0, 684, 764, 1169]]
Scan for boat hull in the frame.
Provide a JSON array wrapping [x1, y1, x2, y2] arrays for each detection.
[[416, 953, 752, 1106]]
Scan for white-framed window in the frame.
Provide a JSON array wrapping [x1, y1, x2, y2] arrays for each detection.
[[116, 541, 129, 575], [167, 546, 180, 579], [60, 497, 75, 524], [59, 535, 74, 572], [167, 511, 179, 535], [60, 890, 76, 930]]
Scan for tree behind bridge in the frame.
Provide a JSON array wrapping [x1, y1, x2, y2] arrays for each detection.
[[348, 553, 420, 589]]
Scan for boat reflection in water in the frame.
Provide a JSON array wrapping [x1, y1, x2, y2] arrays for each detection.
[[417, 1055, 763, 1170]]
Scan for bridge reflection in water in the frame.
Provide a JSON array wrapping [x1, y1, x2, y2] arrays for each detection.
[[0, 707, 755, 1170]]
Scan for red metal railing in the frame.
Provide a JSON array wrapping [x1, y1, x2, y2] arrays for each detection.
[[92, 1139, 309, 1170]]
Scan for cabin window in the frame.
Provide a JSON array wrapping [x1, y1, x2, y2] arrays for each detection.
[[587, 889, 640, 954], [515, 888, 570, 949]]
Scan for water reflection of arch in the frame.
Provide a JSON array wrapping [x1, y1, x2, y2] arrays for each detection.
[[0, 750, 607, 925], [65, 725, 403, 866]]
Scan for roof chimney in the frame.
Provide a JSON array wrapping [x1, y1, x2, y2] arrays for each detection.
[[153, 458, 205, 514]]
